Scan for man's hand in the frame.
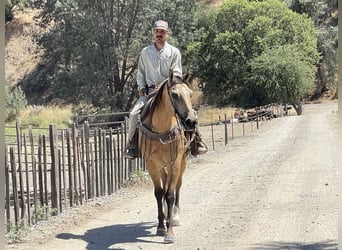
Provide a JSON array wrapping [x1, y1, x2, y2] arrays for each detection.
[[138, 88, 146, 96]]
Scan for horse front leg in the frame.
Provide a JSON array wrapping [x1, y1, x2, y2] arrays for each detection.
[[173, 177, 182, 226], [154, 187, 166, 236], [173, 159, 186, 226], [164, 187, 175, 243]]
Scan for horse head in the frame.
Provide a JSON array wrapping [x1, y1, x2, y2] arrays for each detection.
[[167, 71, 197, 130]]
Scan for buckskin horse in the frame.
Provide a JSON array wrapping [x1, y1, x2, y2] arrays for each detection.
[[138, 71, 196, 243]]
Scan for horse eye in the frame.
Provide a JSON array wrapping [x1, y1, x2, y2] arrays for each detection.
[[171, 92, 179, 100]]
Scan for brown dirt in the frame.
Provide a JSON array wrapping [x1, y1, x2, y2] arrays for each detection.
[[6, 101, 338, 250]]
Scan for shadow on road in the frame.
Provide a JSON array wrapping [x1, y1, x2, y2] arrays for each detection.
[[250, 240, 337, 250], [56, 221, 162, 250]]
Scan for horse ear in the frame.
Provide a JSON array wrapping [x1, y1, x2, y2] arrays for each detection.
[[183, 72, 191, 83], [169, 70, 174, 81]]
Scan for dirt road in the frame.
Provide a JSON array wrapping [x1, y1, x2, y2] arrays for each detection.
[[9, 102, 338, 250]]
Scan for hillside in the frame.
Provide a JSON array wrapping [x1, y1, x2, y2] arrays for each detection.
[[5, 8, 43, 87], [5, 1, 337, 107]]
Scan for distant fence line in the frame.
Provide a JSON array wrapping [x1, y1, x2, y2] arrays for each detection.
[[5, 103, 286, 231]]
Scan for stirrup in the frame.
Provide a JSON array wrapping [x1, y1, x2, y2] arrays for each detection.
[[123, 147, 137, 159]]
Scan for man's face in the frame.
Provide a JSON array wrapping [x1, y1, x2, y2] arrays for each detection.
[[153, 29, 169, 43]]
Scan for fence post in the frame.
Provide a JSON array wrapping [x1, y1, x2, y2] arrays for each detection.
[[255, 108, 259, 129], [49, 124, 60, 215], [85, 122, 92, 199], [211, 115, 215, 151], [5, 145, 10, 232], [15, 121, 26, 219], [224, 114, 228, 145], [231, 112, 234, 139], [10, 147, 19, 226]]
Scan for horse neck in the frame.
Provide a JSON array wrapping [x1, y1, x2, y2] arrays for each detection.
[[151, 87, 177, 133]]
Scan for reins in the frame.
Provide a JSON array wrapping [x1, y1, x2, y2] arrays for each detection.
[[138, 77, 193, 156]]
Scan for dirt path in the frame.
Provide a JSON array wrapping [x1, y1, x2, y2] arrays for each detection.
[[8, 102, 338, 250]]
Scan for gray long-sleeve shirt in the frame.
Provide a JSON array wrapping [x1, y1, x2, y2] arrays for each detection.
[[136, 42, 182, 91]]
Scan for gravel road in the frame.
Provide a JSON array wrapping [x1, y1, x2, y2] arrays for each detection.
[[8, 102, 338, 250]]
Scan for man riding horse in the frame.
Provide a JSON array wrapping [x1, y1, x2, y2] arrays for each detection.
[[124, 20, 207, 159]]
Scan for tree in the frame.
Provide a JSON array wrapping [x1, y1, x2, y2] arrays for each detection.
[[189, 0, 319, 111], [282, 0, 338, 98], [26, 0, 197, 112], [248, 45, 315, 114]]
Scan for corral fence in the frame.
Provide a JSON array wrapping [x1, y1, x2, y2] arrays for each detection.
[[5, 103, 288, 231]]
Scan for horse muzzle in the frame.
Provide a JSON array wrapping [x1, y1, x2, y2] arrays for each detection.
[[182, 112, 197, 130]]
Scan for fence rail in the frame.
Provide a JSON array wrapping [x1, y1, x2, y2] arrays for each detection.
[[5, 103, 286, 231]]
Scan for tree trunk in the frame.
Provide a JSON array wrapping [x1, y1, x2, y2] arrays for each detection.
[[291, 103, 302, 116]]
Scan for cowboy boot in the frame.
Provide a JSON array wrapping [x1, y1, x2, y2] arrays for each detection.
[[190, 132, 208, 156], [123, 130, 139, 159]]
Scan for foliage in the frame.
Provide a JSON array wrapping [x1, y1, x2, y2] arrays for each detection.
[[5, 0, 30, 22], [29, 0, 197, 111], [282, 0, 338, 96], [5, 82, 28, 122], [189, 0, 319, 108], [247, 45, 315, 106], [6, 219, 30, 243]]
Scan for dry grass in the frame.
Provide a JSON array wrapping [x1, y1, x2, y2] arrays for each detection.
[[5, 9, 43, 86], [13, 105, 74, 128], [197, 106, 239, 125]]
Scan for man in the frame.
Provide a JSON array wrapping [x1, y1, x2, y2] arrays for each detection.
[[124, 20, 207, 159]]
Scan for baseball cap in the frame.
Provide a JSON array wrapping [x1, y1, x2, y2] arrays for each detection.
[[153, 20, 169, 31]]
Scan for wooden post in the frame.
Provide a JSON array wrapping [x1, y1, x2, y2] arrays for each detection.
[[58, 149, 63, 212], [231, 112, 234, 140], [29, 126, 38, 222], [49, 124, 60, 215], [23, 134, 31, 225], [256, 108, 259, 129], [42, 135, 48, 206], [61, 130, 67, 209], [5, 145, 10, 232], [72, 124, 79, 205], [224, 114, 228, 145], [10, 147, 19, 226], [211, 115, 215, 151], [113, 136, 118, 192], [98, 129, 103, 196], [66, 129, 74, 207], [108, 128, 114, 194], [94, 129, 99, 197], [37, 135, 44, 207], [89, 143, 95, 198], [76, 136, 83, 205], [102, 130, 107, 194], [85, 122, 91, 199], [117, 127, 122, 189], [15, 121, 25, 219]]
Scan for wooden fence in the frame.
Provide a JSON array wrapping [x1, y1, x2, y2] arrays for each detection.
[[5, 120, 144, 232], [5, 103, 286, 231]]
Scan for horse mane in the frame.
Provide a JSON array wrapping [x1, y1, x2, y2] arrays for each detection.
[[146, 74, 185, 116]]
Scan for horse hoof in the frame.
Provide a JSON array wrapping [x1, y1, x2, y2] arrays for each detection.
[[156, 227, 165, 236], [164, 234, 175, 244]]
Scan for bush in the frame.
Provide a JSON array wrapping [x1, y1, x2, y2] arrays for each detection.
[[5, 83, 28, 122]]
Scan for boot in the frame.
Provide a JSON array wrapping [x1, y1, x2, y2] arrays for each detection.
[[123, 131, 139, 159], [190, 134, 208, 156]]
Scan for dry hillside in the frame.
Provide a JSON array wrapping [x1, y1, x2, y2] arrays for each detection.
[[5, 8, 43, 87]]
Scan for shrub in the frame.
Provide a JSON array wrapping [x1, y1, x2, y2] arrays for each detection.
[[5, 83, 28, 122]]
